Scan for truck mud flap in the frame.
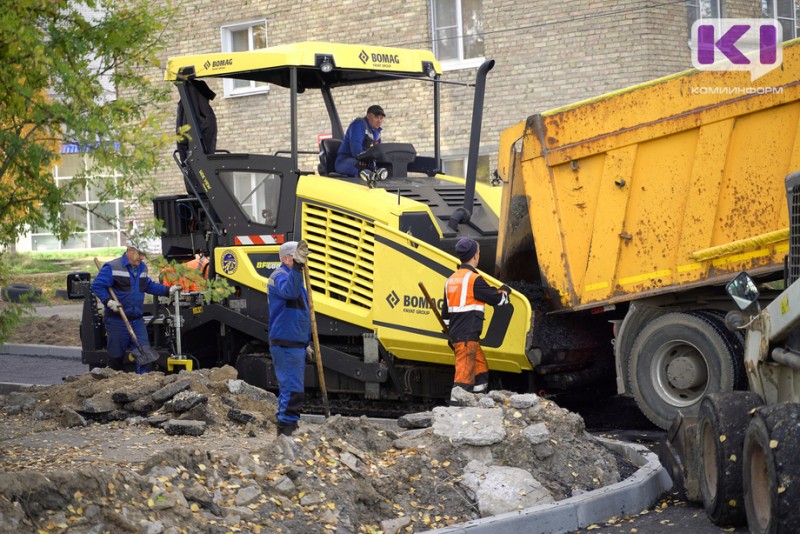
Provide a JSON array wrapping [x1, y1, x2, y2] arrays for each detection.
[[658, 412, 700, 502]]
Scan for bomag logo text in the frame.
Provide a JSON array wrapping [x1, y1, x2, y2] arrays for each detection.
[[212, 59, 233, 68], [372, 53, 399, 64], [402, 295, 445, 315]]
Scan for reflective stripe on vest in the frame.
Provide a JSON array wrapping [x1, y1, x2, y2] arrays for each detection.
[[109, 258, 147, 293], [446, 269, 485, 314]]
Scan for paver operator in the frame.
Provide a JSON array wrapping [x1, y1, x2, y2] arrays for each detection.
[[335, 104, 386, 178]]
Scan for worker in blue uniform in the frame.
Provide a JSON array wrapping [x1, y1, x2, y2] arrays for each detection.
[[267, 240, 311, 436], [91, 240, 180, 372]]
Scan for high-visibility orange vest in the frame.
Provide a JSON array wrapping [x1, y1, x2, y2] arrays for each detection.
[[186, 256, 209, 279], [446, 268, 485, 314], [161, 256, 208, 292]]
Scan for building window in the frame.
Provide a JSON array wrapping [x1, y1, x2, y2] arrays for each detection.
[[763, 0, 799, 41], [221, 20, 268, 97], [687, 0, 724, 37], [442, 154, 490, 183], [430, 0, 485, 70], [28, 153, 125, 251]]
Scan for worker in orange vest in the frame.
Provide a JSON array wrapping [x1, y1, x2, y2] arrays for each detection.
[[185, 250, 209, 279], [441, 238, 510, 404], [162, 250, 208, 292]]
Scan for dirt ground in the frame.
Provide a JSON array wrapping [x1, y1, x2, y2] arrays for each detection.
[[6, 315, 81, 347], [0, 367, 637, 533]]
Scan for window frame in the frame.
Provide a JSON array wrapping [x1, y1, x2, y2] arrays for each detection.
[[220, 19, 269, 98], [687, 0, 725, 40], [27, 152, 125, 251], [763, 0, 799, 41], [219, 169, 282, 227], [429, 0, 485, 72], [441, 153, 491, 183]]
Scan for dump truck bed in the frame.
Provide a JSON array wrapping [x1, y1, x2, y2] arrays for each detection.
[[499, 40, 800, 312]]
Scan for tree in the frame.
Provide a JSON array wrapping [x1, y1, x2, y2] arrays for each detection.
[[0, 0, 176, 341], [0, 0, 176, 245]]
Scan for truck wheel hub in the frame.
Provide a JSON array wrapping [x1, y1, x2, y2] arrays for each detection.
[[666, 354, 708, 389]]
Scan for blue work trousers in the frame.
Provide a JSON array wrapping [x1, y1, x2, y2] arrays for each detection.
[[104, 315, 150, 358], [271, 345, 306, 425], [335, 156, 360, 177], [104, 315, 152, 373]]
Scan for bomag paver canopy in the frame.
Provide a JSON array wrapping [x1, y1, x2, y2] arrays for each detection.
[[165, 41, 447, 167], [164, 41, 442, 89]]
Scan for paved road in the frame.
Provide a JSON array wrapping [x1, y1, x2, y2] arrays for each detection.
[[569, 395, 748, 534], [0, 352, 86, 386], [570, 494, 748, 533]]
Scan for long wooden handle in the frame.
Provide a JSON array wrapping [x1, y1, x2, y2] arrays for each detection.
[[418, 281, 448, 334], [303, 263, 330, 418], [94, 257, 143, 351]]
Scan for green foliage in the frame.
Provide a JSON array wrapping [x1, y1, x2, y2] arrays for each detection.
[[0, 254, 34, 342], [151, 257, 235, 304], [0, 1, 177, 343], [0, 0, 177, 247]]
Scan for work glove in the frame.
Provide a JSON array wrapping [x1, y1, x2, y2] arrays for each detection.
[[294, 240, 309, 265], [306, 346, 315, 363], [107, 300, 121, 313], [498, 284, 511, 306], [169, 285, 182, 296]]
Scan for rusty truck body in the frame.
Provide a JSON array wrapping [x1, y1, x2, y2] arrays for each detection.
[[495, 40, 800, 428]]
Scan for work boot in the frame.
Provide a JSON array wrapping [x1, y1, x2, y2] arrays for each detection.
[[358, 168, 373, 183], [107, 357, 124, 371], [449, 386, 474, 407], [276, 421, 298, 437]]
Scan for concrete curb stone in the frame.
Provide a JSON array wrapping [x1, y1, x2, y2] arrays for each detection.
[[423, 437, 672, 534], [0, 343, 81, 359]]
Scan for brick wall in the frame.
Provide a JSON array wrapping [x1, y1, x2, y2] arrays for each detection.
[[131, 0, 762, 223]]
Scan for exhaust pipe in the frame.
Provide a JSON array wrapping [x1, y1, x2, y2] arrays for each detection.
[[448, 59, 495, 231]]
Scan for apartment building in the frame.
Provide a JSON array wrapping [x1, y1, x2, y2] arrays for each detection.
[[19, 0, 799, 249]]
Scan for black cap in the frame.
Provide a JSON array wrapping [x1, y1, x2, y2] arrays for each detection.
[[367, 105, 385, 117], [455, 238, 478, 262]]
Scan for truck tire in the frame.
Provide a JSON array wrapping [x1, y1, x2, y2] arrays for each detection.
[[698, 391, 763, 526], [628, 312, 738, 429], [744, 403, 800, 534], [691, 310, 747, 389], [1, 283, 43, 303]]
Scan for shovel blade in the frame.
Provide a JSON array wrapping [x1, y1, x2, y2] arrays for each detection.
[[134, 345, 161, 365]]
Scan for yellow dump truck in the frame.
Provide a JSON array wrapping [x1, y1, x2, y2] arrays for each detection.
[[496, 40, 800, 429]]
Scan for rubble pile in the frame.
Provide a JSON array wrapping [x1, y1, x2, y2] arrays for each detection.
[[0, 368, 635, 533]]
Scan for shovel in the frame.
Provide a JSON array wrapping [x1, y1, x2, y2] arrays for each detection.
[[302, 263, 330, 418], [94, 258, 160, 366], [418, 282, 449, 335]]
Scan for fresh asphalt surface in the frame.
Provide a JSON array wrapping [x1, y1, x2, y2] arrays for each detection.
[[0, 344, 748, 533]]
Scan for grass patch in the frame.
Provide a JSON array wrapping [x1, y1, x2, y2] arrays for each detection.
[[7, 248, 125, 275], [3, 249, 124, 302]]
